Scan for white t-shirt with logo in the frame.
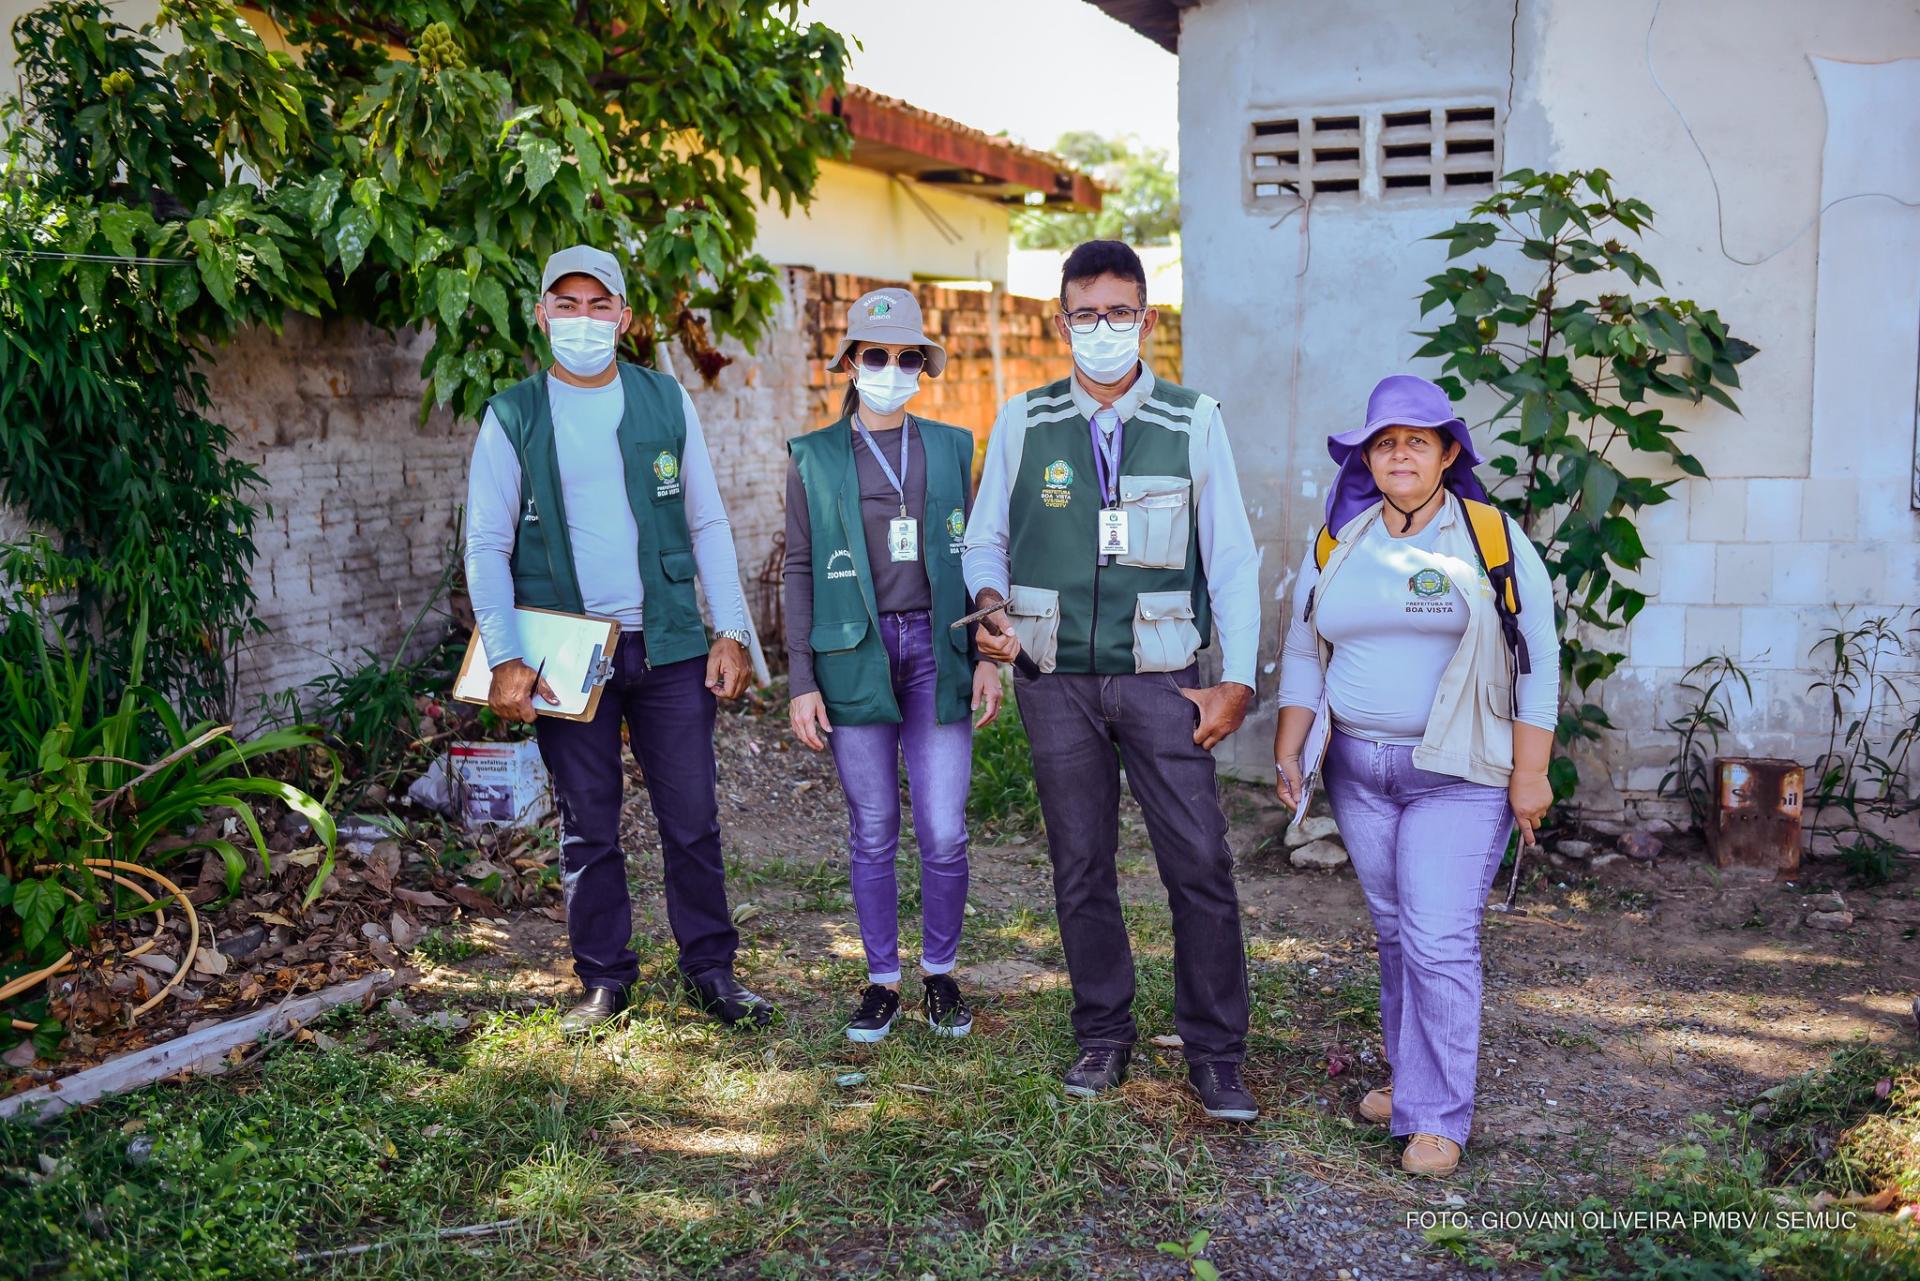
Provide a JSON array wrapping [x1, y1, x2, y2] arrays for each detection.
[[1277, 514, 1557, 745]]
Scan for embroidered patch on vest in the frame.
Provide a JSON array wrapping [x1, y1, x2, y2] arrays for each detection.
[[1041, 459, 1073, 509], [653, 450, 682, 498], [946, 508, 966, 541]]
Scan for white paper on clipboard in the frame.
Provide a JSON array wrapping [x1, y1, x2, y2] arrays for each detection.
[[1284, 690, 1333, 837], [451, 608, 620, 720]]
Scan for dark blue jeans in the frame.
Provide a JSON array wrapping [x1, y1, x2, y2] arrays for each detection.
[[533, 631, 737, 990]]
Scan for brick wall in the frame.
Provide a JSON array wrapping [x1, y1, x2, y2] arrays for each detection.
[[802, 271, 1185, 445], [1, 268, 1188, 717], [206, 316, 470, 713]]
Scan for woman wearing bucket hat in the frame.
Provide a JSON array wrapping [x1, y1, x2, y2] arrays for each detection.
[[1272, 374, 1559, 1176], [781, 287, 1002, 1043]]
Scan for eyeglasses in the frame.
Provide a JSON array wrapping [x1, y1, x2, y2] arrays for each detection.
[[857, 348, 927, 376], [1061, 306, 1145, 334]]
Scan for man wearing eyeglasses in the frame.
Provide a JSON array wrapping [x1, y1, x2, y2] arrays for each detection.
[[465, 245, 771, 1037], [963, 240, 1262, 1120]]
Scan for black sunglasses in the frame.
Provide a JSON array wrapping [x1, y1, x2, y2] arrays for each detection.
[[857, 348, 927, 376]]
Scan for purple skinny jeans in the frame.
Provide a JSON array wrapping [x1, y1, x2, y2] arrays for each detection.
[[827, 610, 972, 984]]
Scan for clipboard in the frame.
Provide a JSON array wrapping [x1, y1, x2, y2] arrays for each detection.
[[1285, 689, 1333, 838], [452, 606, 622, 723]]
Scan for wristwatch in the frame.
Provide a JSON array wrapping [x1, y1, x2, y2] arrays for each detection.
[[716, 628, 752, 648]]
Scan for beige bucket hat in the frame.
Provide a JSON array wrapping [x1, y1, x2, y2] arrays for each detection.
[[825, 287, 948, 376]]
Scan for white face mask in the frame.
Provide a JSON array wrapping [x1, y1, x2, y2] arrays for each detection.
[[854, 364, 920, 416], [547, 315, 620, 376], [1068, 320, 1141, 383]]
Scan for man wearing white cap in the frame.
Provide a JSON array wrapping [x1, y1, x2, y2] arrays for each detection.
[[464, 244, 772, 1034]]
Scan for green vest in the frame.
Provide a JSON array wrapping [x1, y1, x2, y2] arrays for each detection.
[[788, 416, 974, 726], [1008, 376, 1212, 674], [487, 363, 709, 668]]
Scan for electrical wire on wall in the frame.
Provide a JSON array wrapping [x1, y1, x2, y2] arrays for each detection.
[[1646, 0, 1920, 268]]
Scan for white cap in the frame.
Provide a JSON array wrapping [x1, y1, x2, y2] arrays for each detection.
[[540, 245, 626, 300]]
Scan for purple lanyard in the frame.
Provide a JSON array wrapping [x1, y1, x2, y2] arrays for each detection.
[[1090, 412, 1123, 508]]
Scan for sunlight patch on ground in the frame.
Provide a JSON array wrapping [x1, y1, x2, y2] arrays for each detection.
[[612, 1123, 790, 1158], [1730, 942, 1867, 968]]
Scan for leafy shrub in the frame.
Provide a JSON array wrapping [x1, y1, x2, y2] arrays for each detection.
[[0, 606, 337, 1055]]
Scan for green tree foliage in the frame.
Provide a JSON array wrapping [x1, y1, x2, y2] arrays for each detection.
[[1416, 169, 1757, 801], [1014, 130, 1177, 250], [0, 0, 849, 714]]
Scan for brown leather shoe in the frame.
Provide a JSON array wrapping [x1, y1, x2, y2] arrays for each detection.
[[1359, 1084, 1392, 1125], [1401, 1133, 1461, 1176]]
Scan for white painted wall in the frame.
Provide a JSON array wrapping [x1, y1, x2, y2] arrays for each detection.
[[752, 157, 1013, 286], [1175, 0, 1920, 811]]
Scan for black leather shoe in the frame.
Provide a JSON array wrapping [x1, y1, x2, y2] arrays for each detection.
[[1188, 1060, 1259, 1121], [682, 970, 778, 1027], [559, 985, 627, 1037], [1062, 1046, 1131, 1098]]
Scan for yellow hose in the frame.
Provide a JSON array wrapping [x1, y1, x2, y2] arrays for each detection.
[[4, 860, 200, 1032]]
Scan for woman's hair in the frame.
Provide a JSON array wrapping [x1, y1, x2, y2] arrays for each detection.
[[839, 342, 862, 421]]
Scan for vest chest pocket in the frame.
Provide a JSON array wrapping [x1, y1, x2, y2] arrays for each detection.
[[1132, 590, 1201, 673], [1005, 585, 1062, 675], [1116, 476, 1191, 569]]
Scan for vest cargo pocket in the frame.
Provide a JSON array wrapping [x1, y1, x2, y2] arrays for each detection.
[[661, 548, 696, 581], [809, 618, 867, 655], [1131, 590, 1201, 673], [1116, 475, 1191, 569], [1005, 585, 1062, 674], [1484, 682, 1514, 721]]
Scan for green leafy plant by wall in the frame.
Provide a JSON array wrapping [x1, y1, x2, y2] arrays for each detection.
[[1416, 169, 1757, 803], [0, 0, 850, 717], [1805, 610, 1920, 883]]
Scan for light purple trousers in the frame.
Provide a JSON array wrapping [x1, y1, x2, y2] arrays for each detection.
[[828, 611, 972, 984], [1322, 729, 1513, 1145]]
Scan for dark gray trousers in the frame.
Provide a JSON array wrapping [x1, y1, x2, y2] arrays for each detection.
[[1014, 664, 1250, 1063]]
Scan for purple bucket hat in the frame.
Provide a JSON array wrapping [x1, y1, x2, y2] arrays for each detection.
[[1323, 374, 1490, 531]]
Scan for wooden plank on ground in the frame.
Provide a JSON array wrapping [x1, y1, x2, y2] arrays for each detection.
[[1, 969, 403, 1123]]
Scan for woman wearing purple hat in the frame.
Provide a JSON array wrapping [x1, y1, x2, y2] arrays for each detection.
[[782, 287, 1002, 1044], [1272, 374, 1559, 1176]]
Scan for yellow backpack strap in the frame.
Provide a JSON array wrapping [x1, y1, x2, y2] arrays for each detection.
[[1463, 499, 1518, 615], [1313, 524, 1338, 571]]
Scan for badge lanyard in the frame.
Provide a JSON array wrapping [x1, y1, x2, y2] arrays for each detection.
[[1091, 412, 1128, 563], [855, 412, 919, 562]]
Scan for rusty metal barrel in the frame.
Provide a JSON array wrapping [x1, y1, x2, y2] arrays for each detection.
[[1707, 756, 1805, 874]]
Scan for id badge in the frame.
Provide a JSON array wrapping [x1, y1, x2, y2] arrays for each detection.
[[1097, 508, 1130, 557], [889, 517, 920, 562]]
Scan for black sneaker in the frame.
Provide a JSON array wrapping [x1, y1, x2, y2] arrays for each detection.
[[845, 984, 900, 1043], [922, 974, 972, 1038], [1062, 1046, 1131, 1098], [1188, 1060, 1259, 1121]]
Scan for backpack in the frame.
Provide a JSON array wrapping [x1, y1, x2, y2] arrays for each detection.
[[1310, 497, 1532, 703]]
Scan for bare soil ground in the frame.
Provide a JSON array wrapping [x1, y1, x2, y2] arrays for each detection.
[[422, 701, 1920, 1278]]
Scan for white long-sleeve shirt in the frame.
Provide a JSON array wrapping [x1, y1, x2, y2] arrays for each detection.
[[464, 373, 748, 667], [962, 363, 1262, 689], [1275, 508, 1559, 742]]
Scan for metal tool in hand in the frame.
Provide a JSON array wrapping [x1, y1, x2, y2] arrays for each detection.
[[949, 600, 1042, 679]]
